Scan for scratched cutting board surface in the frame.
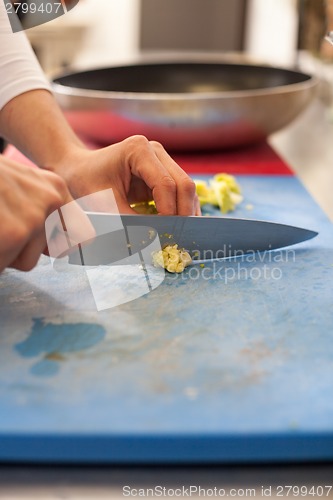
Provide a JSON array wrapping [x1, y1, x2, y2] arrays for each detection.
[[0, 161, 333, 463]]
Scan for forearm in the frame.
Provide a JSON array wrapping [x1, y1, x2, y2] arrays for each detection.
[[0, 89, 85, 168], [0, 0, 85, 169]]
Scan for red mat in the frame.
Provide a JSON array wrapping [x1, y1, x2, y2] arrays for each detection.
[[172, 142, 293, 176], [4, 141, 293, 176]]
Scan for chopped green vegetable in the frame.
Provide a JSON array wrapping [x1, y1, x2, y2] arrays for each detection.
[[194, 173, 243, 213]]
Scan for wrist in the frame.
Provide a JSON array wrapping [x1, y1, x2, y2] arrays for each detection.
[[45, 145, 94, 199]]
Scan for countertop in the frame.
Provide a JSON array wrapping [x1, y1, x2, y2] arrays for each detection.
[[0, 97, 332, 499], [270, 97, 333, 221]]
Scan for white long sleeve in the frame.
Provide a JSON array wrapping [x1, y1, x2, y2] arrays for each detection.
[[0, 2, 51, 111]]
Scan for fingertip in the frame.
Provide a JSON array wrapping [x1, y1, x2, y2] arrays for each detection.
[[195, 196, 202, 216]]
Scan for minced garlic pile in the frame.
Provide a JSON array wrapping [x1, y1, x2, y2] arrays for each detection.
[[194, 173, 243, 213], [152, 244, 192, 273]]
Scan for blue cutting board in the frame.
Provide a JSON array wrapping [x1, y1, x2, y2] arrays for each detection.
[[0, 175, 332, 464]]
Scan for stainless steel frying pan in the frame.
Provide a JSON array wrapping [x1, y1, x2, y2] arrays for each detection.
[[52, 61, 317, 151]]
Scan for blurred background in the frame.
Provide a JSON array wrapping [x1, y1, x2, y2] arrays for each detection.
[[22, 0, 332, 75], [17, 0, 333, 220]]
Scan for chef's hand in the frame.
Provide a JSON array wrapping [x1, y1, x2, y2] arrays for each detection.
[[0, 156, 94, 273], [0, 92, 200, 215], [49, 136, 201, 216]]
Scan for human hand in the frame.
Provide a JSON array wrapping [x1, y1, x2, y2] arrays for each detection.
[[0, 156, 94, 272], [50, 136, 201, 216], [0, 90, 199, 215]]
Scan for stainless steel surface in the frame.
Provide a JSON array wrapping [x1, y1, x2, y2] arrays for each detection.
[[67, 213, 318, 266], [270, 97, 333, 221], [52, 61, 318, 150]]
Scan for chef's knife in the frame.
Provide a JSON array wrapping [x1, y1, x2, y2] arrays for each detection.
[[66, 213, 318, 266]]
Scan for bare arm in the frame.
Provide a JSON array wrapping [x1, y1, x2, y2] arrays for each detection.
[[0, 89, 200, 216], [0, 89, 83, 166]]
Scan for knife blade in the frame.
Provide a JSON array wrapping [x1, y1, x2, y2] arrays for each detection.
[[67, 213, 318, 266]]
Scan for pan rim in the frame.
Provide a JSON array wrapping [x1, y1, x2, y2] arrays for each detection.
[[51, 61, 318, 102]]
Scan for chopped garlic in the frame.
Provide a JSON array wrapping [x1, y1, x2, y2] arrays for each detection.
[[194, 173, 243, 213], [211, 181, 235, 214], [213, 173, 242, 194], [152, 244, 192, 273]]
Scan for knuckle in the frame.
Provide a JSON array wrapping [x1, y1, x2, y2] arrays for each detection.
[[51, 174, 68, 195], [182, 177, 196, 195], [126, 135, 149, 149], [149, 140, 164, 152], [41, 174, 68, 211], [48, 190, 65, 211], [42, 170, 67, 195], [160, 175, 177, 192], [27, 209, 45, 230]]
